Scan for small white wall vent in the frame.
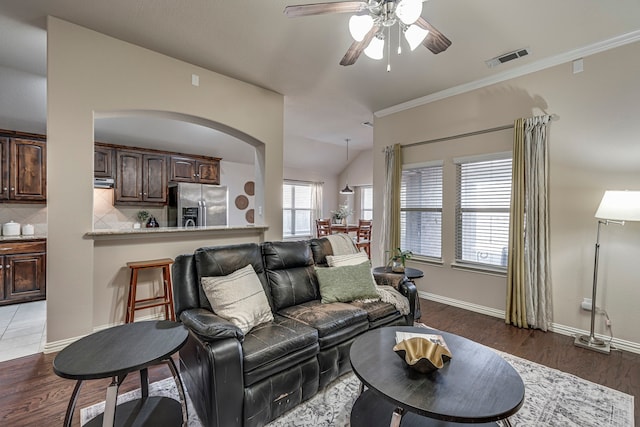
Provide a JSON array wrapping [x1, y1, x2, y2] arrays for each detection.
[[485, 48, 531, 68]]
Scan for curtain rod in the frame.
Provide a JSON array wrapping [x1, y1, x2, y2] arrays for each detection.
[[284, 178, 324, 185], [400, 114, 559, 149]]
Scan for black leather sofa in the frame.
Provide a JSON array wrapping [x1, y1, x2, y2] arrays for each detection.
[[172, 238, 417, 427]]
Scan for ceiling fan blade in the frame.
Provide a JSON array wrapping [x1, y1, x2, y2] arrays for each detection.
[[415, 17, 452, 54], [340, 25, 379, 66], [284, 1, 368, 17]]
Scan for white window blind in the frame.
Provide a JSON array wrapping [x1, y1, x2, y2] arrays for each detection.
[[400, 164, 443, 259], [455, 156, 512, 269], [361, 186, 373, 220], [283, 182, 312, 237]]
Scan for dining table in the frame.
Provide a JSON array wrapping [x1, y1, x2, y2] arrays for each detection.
[[330, 223, 359, 234]]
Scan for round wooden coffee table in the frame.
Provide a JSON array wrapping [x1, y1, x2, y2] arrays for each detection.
[[350, 326, 525, 426], [53, 320, 189, 427]]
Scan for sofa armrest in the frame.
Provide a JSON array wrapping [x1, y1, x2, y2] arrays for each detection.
[[373, 273, 418, 322], [180, 308, 244, 343], [397, 277, 417, 322]]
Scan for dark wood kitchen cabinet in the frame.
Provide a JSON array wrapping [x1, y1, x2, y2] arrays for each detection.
[[0, 239, 46, 306], [115, 149, 167, 205], [169, 155, 220, 185], [0, 136, 46, 203], [94, 144, 114, 178]]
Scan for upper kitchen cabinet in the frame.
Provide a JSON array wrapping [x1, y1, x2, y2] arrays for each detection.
[[170, 155, 220, 185], [115, 149, 167, 205], [94, 144, 114, 178], [0, 135, 47, 203]]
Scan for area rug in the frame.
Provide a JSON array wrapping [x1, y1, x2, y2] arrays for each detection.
[[81, 353, 634, 427]]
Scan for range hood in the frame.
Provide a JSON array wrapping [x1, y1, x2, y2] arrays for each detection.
[[94, 177, 115, 188]]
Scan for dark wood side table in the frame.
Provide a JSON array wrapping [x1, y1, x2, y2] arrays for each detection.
[[350, 326, 525, 426], [372, 266, 424, 319], [53, 320, 189, 427]]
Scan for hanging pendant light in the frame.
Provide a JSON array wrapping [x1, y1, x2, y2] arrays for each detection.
[[340, 138, 354, 194]]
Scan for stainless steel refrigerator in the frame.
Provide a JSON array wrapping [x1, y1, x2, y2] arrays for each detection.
[[168, 182, 228, 227]]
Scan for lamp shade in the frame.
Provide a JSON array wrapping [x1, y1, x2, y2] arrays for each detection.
[[364, 35, 384, 60], [395, 0, 423, 25], [404, 24, 429, 51], [340, 185, 354, 195], [349, 14, 374, 42], [595, 190, 640, 221]]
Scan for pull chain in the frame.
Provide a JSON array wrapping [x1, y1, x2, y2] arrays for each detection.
[[387, 26, 391, 72]]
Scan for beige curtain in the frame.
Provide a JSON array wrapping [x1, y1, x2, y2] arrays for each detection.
[[381, 144, 402, 262], [506, 116, 553, 331], [311, 182, 323, 237]]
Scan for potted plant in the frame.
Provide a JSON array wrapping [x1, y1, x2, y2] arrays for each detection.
[[388, 247, 413, 273], [135, 210, 150, 229], [330, 205, 353, 225]]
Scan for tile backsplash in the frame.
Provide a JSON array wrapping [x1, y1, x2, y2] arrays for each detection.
[[0, 204, 47, 235], [93, 188, 167, 230]]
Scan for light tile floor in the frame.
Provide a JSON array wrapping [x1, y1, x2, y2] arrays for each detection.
[[0, 300, 46, 362]]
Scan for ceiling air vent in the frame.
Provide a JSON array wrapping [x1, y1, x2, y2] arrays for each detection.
[[485, 48, 531, 68]]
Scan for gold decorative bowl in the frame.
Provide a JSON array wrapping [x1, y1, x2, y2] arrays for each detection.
[[393, 337, 453, 374]]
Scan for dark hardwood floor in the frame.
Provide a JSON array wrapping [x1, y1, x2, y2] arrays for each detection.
[[0, 298, 637, 426]]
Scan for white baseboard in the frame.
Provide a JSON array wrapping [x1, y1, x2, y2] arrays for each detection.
[[419, 291, 640, 355], [43, 313, 165, 354]]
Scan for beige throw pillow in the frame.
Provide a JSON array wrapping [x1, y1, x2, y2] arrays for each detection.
[[201, 264, 273, 334], [326, 251, 370, 267]]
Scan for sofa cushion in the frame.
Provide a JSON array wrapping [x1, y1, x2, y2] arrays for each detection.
[[308, 237, 333, 266], [315, 262, 380, 304], [262, 241, 319, 311], [349, 300, 400, 324], [279, 300, 369, 349], [194, 243, 273, 311], [242, 315, 319, 386], [201, 264, 274, 334]]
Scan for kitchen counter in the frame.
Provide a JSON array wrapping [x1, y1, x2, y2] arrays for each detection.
[[85, 225, 268, 240], [0, 234, 47, 242]]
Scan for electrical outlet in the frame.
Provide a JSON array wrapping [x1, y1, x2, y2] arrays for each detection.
[[581, 298, 592, 311]]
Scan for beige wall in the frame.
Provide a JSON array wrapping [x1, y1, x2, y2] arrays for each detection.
[[373, 41, 640, 348], [47, 17, 283, 344]]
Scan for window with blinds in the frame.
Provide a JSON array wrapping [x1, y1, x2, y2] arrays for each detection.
[[455, 155, 512, 269], [283, 182, 312, 237], [400, 163, 443, 259], [361, 186, 373, 220]]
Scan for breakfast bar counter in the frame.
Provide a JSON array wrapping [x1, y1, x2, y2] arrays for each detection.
[[85, 225, 268, 240]]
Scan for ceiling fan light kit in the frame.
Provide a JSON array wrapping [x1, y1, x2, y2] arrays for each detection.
[[349, 14, 374, 41], [364, 33, 385, 59], [284, 0, 451, 67], [404, 24, 429, 51]]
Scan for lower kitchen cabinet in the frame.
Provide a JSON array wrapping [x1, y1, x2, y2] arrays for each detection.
[[0, 239, 46, 306]]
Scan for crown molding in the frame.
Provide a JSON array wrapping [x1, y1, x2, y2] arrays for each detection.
[[375, 30, 640, 118]]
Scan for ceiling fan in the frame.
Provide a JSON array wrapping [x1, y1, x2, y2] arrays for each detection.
[[284, 0, 452, 66]]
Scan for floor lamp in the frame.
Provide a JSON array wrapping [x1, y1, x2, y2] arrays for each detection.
[[574, 190, 640, 354]]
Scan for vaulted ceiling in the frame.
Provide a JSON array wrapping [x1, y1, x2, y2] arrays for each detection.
[[1, 1, 639, 174]]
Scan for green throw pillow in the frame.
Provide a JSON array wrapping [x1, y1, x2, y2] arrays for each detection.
[[315, 262, 380, 304]]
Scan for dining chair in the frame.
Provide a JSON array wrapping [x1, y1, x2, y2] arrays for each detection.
[[316, 219, 332, 237], [355, 219, 372, 258]]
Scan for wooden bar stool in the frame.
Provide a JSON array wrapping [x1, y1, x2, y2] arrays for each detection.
[[125, 258, 175, 323]]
